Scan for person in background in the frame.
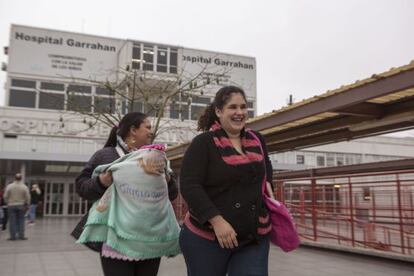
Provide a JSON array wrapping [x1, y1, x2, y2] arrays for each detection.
[[4, 173, 31, 240], [72, 112, 178, 276], [28, 184, 42, 225], [0, 187, 8, 231], [179, 86, 273, 276]]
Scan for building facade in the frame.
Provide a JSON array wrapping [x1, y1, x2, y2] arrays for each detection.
[[0, 24, 257, 216], [270, 136, 414, 171]]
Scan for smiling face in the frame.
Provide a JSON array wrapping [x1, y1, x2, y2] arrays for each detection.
[[215, 92, 248, 136], [129, 118, 153, 148]]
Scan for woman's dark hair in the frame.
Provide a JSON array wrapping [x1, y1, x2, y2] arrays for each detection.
[[104, 112, 147, 147], [197, 86, 247, 132]]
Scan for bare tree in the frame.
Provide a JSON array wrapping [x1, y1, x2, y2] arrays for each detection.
[[62, 62, 233, 142]]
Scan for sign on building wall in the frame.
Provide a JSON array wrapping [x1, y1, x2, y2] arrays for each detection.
[[8, 25, 125, 82], [181, 48, 256, 98]]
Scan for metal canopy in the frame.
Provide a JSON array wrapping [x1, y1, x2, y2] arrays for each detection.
[[167, 60, 414, 171]]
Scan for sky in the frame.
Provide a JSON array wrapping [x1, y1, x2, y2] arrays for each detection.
[[0, 0, 413, 135]]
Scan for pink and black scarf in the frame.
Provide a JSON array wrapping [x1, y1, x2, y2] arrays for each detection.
[[210, 122, 263, 166]]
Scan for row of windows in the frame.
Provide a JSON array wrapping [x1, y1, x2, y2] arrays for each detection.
[[9, 79, 115, 113], [9, 78, 256, 121], [294, 152, 400, 167], [132, 43, 178, 74]]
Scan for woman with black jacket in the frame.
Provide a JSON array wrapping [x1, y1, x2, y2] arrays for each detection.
[[179, 86, 273, 276], [73, 112, 178, 276]]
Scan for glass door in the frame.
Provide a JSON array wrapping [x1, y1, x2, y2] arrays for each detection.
[[44, 182, 64, 216]]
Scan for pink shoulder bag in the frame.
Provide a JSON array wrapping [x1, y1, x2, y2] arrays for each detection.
[[248, 130, 300, 252]]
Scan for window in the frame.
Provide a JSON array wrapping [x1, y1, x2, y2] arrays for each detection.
[[345, 155, 354, 165], [94, 97, 115, 113], [96, 87, 113, 96], [169, 48, 177, 74], [143, 44, 154, 71], [132, 44, 141, 70], [191, 105, 206, 120], [11, 79, 36, 88], [316, 155, 325, 167], [170, 103, 188, 120], [296, 154, 305, 164], [39, 92, 64, 110], [157, 47, 167, 73], [9, 89, 36, 108], [336, 155, 344, 166], [327, 153, 335, 167], [67, 85, 91, 94], [67, 95, 92, 112], [247, 101, 254, 108], [41, 82, 64, 91], [248, 111, 255, 119], [192, 96, 211, 104]]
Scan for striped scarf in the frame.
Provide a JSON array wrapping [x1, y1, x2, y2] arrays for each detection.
[[210, 121, 263, 166]]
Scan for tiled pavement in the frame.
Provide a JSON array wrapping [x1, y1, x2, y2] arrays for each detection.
[[0, 218, 413, 276]]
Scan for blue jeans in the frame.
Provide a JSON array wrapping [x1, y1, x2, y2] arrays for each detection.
[[8, 205, 26, 239], [28, 204, 37, 222], [179, 225, 269, 276]]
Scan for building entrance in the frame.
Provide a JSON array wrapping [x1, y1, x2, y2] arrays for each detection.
[[27, 178, 88, 217]]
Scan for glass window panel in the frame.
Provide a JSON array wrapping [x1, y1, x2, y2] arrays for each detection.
[[9, 89, 36, 108], [169, 66, 177, 74], [191, 105, 206, 120], [94, 97, 115, 113], [170, 104, 179, 119], [181, 105, 189, 120], [192, 96, 211, 104], [67, 95, 92, 112], [247, 101, 254, 108], [96, 87, 113, 96], [40, 82, 64, 91], [157, 48, 167, 64], [157, 65, 167, 73], [296, 155, 305, 164], [170, 50, 177, 66], [144, 53, 153, 63], [67, 85, 91, 94], [11, 79, 36, 88], [132, 47, 141, 59], [248, 111, 255, 118], [143, 63, 153, 71], [317, 156, 325, 167], [39, 92, 64, 110], [327, 153, 335, 166], [130, 101, 143, 112]]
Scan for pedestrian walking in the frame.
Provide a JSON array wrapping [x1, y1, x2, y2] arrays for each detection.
[[4, 173, 31, 240], [179, 86, 274, 276], [28, 184, 42, 225], [72, 112, 178, 276]]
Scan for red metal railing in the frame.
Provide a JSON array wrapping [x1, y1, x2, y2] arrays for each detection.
[[276, 169, 414, 255], [171, 169, 414, 256]]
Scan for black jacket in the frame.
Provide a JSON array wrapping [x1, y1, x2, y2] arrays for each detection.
[[180, 131, 272, 242]]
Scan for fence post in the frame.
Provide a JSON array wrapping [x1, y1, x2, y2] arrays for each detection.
[[311, 170, 317, 241], [396, 174, 406, 254], [348, 177, 355, 247]]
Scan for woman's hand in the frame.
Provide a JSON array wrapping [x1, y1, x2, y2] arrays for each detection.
[[99, 171, 113, 187], [209, 215, 238, 249]]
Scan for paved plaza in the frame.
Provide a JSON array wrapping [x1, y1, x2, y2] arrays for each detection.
[[0, 217, 413, 276]]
